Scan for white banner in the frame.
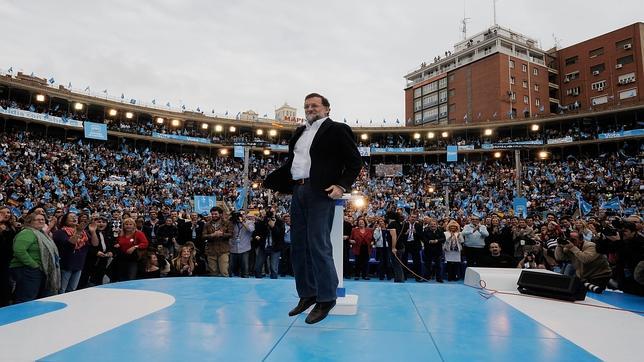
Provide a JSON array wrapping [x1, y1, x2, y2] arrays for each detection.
[[0, 107, 83, 128]]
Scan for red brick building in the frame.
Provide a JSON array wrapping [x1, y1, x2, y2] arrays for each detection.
[[556, 22, 643, 112], [404, 22, 644, 126]]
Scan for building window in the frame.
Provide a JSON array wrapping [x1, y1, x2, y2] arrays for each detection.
[[510, 92, 516, 101], [439, 104, 448, 118], [423, 81, 438, 95], [591, 80, 607, 90], [522, 80, 528, 88], [566, 87, 581, 96], [510, 76, 515, 85], [414, 88, 421, 98], [509, 60, 515, 68], [414, 112, 422, 123], [564, 71, 580, 82], [439, 89, 448, 103], [414, 99, 422, 111], [590, 63, 605, 75], [533, 68, 538, 76], [615, 38, 632, 49], [423, 107, 439, 122], [423, 94, 438, 108], [523, 95, 529, 104], [438, 77, 448, 89], [521, 64, 527, 72], [534, 84, 539, 92], [617, 55, 634, 66], [535, 99, 541, 107], [589, 47, 604, 58], [565, 56, 578, 66]]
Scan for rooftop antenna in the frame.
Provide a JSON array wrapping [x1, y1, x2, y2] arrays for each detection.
[[461, 18, 470, 40], [492, 0, 498, 26], [552, 33, 561, 50]]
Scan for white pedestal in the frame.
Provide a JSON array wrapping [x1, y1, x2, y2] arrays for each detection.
[[329, 195, 358, 315]]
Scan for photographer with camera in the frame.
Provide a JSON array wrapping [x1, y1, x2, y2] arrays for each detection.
[[596, 219, 644, 296], [512, 218, 537, 260], [229, 211, 255, 278], [555, 231, 611, 293], [252, 211, 285, 279]]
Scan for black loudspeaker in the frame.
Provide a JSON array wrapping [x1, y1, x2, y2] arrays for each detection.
[[517, 270, 587, 301]]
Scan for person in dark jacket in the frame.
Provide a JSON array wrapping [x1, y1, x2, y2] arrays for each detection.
[[422, 217, 445, 282], [79, 214, 116, 288], [53, 212, 98, 293], [400, 214, 424, 282], [252, 211, 286, 279], [0, 206, 17, 306]]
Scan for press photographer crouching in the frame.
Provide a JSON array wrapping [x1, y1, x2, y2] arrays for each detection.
[[555, 231, 611, 293], [595, 219, 644, 296]]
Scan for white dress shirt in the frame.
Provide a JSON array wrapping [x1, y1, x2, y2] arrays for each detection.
[[290, 117, 326, 180]]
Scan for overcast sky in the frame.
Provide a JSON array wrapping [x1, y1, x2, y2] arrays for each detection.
[[1, 0, 642, 125]]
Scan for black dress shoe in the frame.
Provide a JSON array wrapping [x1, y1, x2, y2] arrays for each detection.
[[305, 300, 336, 324], [288, 297, 317, 317]]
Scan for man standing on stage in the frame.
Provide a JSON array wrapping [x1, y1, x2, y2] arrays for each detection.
[[264, 93, 362, 324]]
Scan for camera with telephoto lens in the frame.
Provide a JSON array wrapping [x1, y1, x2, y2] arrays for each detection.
[[557, 236, 570, 245], [230, 212, 243, 224]]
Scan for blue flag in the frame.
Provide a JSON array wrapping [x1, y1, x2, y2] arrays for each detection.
[[600, 197, 621, 210], [235, 187, 246, 211]]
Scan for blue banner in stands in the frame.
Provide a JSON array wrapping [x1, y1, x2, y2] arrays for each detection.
[[84, 121, 108, 140], [446, 145, 457, 162], [234, 146, 244, 158], [597, 129, 644, 139], [194, 195, 216, 215], [513, 197, 528, 218]]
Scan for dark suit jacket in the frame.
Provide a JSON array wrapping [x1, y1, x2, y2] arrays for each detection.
[[263, 118, 362, 194], [401, 222, 424, 251]]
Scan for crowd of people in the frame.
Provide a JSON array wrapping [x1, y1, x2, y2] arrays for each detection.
[[0, 124, 642, 306]]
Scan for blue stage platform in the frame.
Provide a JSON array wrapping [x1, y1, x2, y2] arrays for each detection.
[[0, 277, 641, 361]]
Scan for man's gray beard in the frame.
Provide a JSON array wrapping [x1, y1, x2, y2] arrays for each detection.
[[306, 114, 323, 123]]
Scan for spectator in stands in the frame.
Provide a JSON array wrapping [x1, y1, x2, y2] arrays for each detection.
[[479, 242, 516, 268], [80, 213, 115, 288], [203, 207, 232, 277], [229, 211, 254, 278], [116, 218, 149, 281], [555, 231, 612, 293], [279, 214, 292, 277], [373, 218, 393, 280], [443, 220, 464, 281], [421, 217, 445, 282], [596, 221, 644, 295], [0, 206, 17, 306], [512, 218, 537, 260], [462, 215, 489, 267], [139, 252, 161, 279], [170, 246, 196, 276], [179, 212, 204, 247], [10, 212, 60, 303], [253, 210, 285, 279], [157, 216, 179, 257], [142, 210, 161, 247], [400, 214, 423, 282], [53, 212, 98, 293], [388, 213, 406, 283], [350, 217, 374, 280]]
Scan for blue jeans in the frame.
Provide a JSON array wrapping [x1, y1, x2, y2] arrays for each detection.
[[229, 251, 249, 277], [10, 266, 47, 303], [60, 269, 82, 293], [290, 182, 338, 302], [254, 248, 281, 279]]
